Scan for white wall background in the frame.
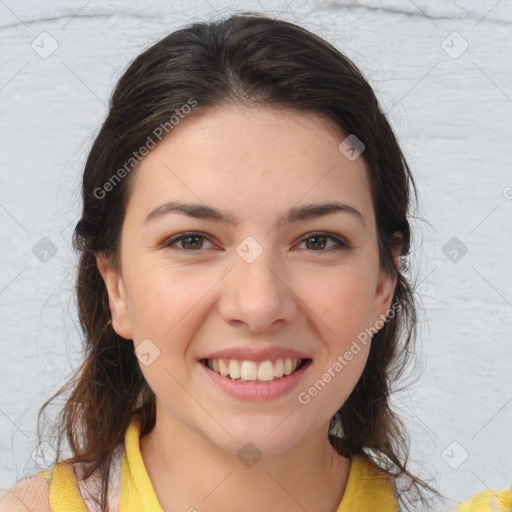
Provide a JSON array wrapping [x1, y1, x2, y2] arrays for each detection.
[[0, 1, 511, 510]]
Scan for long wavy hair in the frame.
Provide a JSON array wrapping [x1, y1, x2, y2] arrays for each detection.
[[37, 12, 444, 511]]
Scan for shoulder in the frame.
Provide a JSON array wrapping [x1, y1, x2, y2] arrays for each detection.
[[454, 488, 512, 511], [0, 474, 51, 512], [339, 455, 398, 512], [352, 454, 395, 484]]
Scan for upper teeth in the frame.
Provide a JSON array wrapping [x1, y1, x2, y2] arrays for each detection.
[[206, 358, 301, 382]]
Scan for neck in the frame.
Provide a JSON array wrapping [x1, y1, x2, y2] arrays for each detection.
[[139, 413, 350, 512]]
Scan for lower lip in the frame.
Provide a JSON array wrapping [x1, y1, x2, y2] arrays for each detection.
[[199, 360, 312, 401]]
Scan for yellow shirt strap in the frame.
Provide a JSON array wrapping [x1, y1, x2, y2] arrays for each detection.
[[47, 461, 88, 512], [337, 455, 399, 512], [455, 489, 512, 512], [119, 418, 164, 512]]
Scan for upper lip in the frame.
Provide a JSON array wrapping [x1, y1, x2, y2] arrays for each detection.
[[201, 347, 312, 363]]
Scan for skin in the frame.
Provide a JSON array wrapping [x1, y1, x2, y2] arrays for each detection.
[[97, 104, 399, 512]]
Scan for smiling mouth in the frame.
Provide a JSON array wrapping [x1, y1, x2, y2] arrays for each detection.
[[201, 358, 311, 384]]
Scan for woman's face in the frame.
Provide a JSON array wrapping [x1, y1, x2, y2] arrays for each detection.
[[98, 104, 397, 457]]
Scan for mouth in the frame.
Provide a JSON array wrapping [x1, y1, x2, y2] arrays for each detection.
[[201, 357, 311, 384]]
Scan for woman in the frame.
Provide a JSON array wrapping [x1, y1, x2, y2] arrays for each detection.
[[1, 12, 443, 512]]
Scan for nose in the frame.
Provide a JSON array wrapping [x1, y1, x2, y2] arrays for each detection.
[[218, 244, 298, 333]]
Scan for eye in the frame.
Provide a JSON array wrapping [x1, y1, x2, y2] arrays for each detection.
[[160, 231, 350, 254], [161, 232, 215, 252], [296, 232, 349, 252]]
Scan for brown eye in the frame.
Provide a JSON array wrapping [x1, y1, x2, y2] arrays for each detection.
[[179, 235, 204, 250], [161, 232, 214, 252], [299, 233, 349, 252]]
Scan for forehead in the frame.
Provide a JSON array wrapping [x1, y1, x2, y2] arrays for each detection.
[[125, 105, 374, 226]]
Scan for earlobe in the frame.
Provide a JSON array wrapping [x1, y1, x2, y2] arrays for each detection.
[[372, 252, 400, 332], [96, 254, 133, 340], [373, 270, 396, 325], [393, 252, 400, 273]]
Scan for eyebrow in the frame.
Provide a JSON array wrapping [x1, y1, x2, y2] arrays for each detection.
[[144, 200, 365, 227]]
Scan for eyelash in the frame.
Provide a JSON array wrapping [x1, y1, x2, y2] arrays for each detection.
[[160, 231, 350, 254]]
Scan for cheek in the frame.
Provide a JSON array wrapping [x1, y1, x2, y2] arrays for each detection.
[[300, 264, 377, 342], [123, 259, 218, 340], [297, 269, 374, 414], [124, 265, 209, 386]]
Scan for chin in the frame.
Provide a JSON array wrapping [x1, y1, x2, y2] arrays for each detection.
[[204, 420, 309, 460]]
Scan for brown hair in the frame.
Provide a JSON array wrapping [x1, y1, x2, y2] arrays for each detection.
[[38, 12, 444, 511]]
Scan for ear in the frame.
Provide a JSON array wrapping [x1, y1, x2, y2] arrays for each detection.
[[96, 254, 133, 339], [371, 247, 401, 329]]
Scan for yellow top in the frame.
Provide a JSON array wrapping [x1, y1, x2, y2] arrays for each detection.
[[454, 489, 512, 512], [37, 417, 399, 511]]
